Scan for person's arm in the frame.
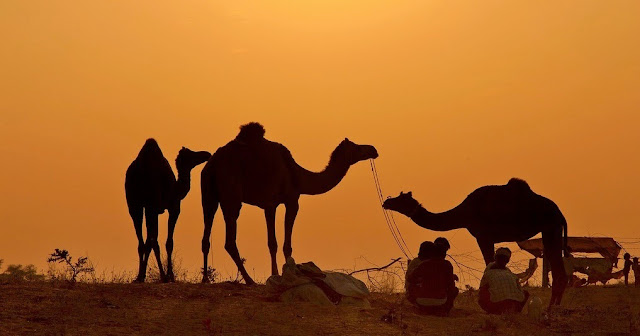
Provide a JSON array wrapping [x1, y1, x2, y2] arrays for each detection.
[[479, 272, 488, 288], [407, 263, 424, 284], [445, 261, 455, 289]]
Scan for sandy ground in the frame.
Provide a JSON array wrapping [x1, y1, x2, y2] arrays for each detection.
[[0, 281, 638, 335]]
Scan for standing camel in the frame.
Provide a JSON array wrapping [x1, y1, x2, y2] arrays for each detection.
[[382, 178, 568, 307], [200, 122, 378, 285], [125, 139, 211, 282]]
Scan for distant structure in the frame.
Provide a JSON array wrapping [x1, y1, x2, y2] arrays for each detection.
[[200, 122, 378, 285], [382, 178, 568, 308], [125, 139, 211, 282]]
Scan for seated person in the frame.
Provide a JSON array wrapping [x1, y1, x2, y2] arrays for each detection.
[[407, 242, 459, 316], [405, 241, 434, 300], [633, 257, 639, 287], [434, 237, 450, 255], [623, 253, 632, 286], [478, 247, 529, 314], [434, 237, 459, 282]]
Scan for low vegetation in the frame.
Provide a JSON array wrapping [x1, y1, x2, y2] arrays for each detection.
[[0, 259, 44, 283], [1, 281, 638, 335], [1, 253, 638, 335]]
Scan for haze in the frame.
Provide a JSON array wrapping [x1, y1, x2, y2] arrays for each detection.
[[1, 1, 638, 283]]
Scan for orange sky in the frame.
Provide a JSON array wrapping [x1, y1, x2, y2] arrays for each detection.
[[1, 1, 639, 283]]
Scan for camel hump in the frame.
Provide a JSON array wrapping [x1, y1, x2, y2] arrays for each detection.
[[137, 138, 165, 162], [236, 122, 266, 143], [507, 177, 531, 190]]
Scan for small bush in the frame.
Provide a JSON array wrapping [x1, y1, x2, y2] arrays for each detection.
[[47, 249, 95, 283], [0, 263, 45, 283], [201, 266, 219, 283]]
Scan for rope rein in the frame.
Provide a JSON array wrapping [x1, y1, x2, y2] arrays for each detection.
[[370, 159, 414, 259], [369, 159, 492, 286]]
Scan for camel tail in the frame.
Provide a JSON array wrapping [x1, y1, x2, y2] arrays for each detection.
[[561, 211, 568, 257]]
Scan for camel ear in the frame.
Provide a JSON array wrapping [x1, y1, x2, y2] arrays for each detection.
[[182, 146, 186, 150], [345, 137, 350, 142], [407, 191, 413, 197]]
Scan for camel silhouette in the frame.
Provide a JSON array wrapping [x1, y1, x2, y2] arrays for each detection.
[[382, 178, 568, 307], [125, 139, 211, 282], [200, 122, 378, 285]]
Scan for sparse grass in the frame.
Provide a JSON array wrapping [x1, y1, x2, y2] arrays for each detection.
[[3, 253, 638, 334]]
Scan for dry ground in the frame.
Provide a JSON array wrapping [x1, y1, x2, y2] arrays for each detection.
[[1, 281, 638, 335]]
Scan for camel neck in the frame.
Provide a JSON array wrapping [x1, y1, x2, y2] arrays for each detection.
[[295, 160, 350, 195], [409, 205, 467, 231], [175, 170, 191, 200]]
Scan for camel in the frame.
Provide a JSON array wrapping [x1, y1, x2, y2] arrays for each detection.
[[200, 122, 378, 285], [382, 178, 568, 307], [125, 139, 211, 282]]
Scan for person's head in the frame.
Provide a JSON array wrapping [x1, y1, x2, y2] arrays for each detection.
[[494, 247, 512, 267], [624, 253, 631, 260], [418, 241, 436, 260], [434, 237, 450, 256]]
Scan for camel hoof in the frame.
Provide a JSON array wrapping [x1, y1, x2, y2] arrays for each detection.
[[132, 277, 145, 283], [201, 277, 210, 284], [244, 278, 257, 286]]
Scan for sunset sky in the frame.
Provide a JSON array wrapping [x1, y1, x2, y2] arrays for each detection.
[[1, 1, 639, 284]]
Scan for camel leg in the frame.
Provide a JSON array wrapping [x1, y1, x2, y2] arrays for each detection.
[[283, 200, 299, 259], [264, 207, 278, 276], [129, 205, 146, 283], [201, 190, 218, 283], [145, 209, 167, 282], [165, 206, 180, 282], [477, 238, 495, 265], [543, 229, 567, 308], [221, 201, 255, 285]]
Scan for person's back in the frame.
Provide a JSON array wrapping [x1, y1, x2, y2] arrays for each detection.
[[478, 247, 529, 314], [405, 257, 425, 291], [407, 241, 459, 315], [405, 241, 435, 301], [410, 258, 455, 302], [481, 266, 525, 303]]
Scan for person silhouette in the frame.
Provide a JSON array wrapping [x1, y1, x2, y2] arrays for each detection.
[[622, 253, 632, 286], [632, 257, 639, 287], [406, 241, 459, 316]]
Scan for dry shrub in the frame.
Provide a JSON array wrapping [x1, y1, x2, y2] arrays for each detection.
[[367, 270, 401, 294], [47, 249, 95, 283], [0, 263, 45, 283]]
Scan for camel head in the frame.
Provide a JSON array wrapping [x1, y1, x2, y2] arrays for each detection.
[[333, 138, 378, 165], [175, 147, 212, 174], [382, 191, 420, 215]]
